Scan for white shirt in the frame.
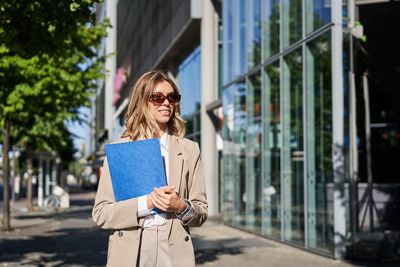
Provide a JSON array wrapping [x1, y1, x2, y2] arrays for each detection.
[[137, 132, 169, 227]]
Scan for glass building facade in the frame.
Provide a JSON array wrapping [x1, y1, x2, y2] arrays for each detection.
[[178, 46, 202, 144], [222, 0, 340, 255]]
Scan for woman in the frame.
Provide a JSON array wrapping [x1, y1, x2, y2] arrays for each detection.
[[92, 70, 208, 267]]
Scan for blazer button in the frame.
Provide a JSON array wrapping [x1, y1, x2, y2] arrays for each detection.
[[118, 232, 123, 237], [185, 236, 189, 242]]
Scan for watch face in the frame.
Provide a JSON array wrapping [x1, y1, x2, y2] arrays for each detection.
[[177, 202, 191, 218]]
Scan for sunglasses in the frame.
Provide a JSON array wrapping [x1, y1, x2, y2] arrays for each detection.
[[149, 93, 181, 105]]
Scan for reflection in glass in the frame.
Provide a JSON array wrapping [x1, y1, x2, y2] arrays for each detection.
[[371, 127, 400, 183], [247, 0, 261, 69], [218, 22, 223, 98], [263, 0, 280, 60], [282, 48, 304, 244], [223, 0, 233, 84], [246, 72, 262, 233], [306, 33, 333, 253], [178, 46, 201, 140], [263, 61, 281, 237], [185, 118, 194, 134], [233, 0, 246, 79], [305, 0, 331, 35], [222, 86, 235, 224], [282, 0, 302, 49], [233, 82, 246, 228], [195, 113, 201, 133]]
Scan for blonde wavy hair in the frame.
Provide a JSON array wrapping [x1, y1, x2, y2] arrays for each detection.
[[121, 70, 186, 141]]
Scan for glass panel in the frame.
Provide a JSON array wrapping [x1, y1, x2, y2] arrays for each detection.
[[282, 0, 302, 49], [185, 116, 194, 135], [233, 0, 246, 79], [358, 3, 400, 184], [193, 48, 202, 113], [195, 49, 202, 113], [178, 46, 201, 138], [233, 81, 246, 228], [223, 0, 233, 84], [246, 72, 262, 233], [305, 0, 331, 35], [222, 86, 235, 224], [218, 22, 223, 98], [282, 47, 304, 244], [179, 58, 195, 118], [263, 61, 281, 238], [371, 127, 400, 182], [263, 0, 280, 60], [342, 31, 353, 238], [306, 33, 334, 253], [195, 112, 201, 134], [247, 0, 261, 69]]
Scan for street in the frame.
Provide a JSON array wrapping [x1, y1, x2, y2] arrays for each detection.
[[0, 186, 398, 267], [0, 187, 108, 266]]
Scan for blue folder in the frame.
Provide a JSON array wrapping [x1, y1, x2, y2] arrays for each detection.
[[105, 138, 167, 213]]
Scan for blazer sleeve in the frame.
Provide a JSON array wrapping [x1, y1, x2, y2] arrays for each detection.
[[92, 156, 142, 230], [184, 142, 208, 227]]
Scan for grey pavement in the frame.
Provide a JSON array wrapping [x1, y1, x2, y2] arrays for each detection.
[[0, 187, 396, 267]]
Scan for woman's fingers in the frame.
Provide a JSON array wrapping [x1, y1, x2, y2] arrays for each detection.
[[150, 187, 181, 212], [158, 185, 176, 192], [151, 185, 181, 211], [147, 194, 155, 209], [150, 191, 169, 211], [153, 187, 174, 204]]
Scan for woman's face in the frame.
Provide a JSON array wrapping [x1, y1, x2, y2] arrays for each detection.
[[148, 80, 175, 133]]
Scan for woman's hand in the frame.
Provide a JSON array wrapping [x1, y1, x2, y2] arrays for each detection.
[[149, 185, 186, 213], [147, 194, 155, 210]]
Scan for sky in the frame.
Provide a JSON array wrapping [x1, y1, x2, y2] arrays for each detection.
[[0, 107, 90, 160], [65, 106, 91, 159]]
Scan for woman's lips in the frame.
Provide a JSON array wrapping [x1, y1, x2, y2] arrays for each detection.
[[158, 109, 170, 116]]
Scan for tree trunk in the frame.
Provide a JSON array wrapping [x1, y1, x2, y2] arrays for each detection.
[[2, 119, 11, 231], [26, 144, 34, 212]]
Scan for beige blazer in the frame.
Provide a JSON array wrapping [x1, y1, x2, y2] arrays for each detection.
[[92, 135, 208, 267]]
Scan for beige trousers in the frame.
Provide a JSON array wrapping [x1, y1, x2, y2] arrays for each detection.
[[138, 224, 172, 267]]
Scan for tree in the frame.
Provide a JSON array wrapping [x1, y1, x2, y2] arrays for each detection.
[[0, 0, 110, 230]]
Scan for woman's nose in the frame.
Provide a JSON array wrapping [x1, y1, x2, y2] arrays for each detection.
[[162, 98, 170, 105]]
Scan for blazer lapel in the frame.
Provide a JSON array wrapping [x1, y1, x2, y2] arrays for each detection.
[[168, 135, 183, 193], [167, 135, 184, 240]]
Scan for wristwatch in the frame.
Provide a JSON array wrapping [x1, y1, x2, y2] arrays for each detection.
[[176, 198, 191, 219]]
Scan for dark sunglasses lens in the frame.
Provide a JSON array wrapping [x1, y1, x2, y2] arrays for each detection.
[[170, 95, 181, 103], [152, 94, 166, 103], [167, 95, 179, 103], [151, 94, 180, 104]]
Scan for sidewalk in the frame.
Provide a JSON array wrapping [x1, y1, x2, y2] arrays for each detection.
[[0, 187, 396, 267], [0, 187, 108, 267], [192, 219, 353, 267]]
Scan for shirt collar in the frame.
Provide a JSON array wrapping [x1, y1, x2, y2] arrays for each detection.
[[160, 131, 169, 152]]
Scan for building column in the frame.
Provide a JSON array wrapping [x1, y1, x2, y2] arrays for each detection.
[[201, 0, 219, 216], [45, 158, 50, 197], [105, 0, 117, 142], [38, 155, 43, 207], [332, 0, 347, 259], [89, 94, 97, 156]]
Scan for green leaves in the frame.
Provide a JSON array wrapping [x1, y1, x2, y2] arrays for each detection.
[[70, 2, 81, 12], [0, 0, 110, 159]]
